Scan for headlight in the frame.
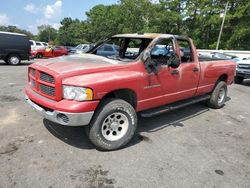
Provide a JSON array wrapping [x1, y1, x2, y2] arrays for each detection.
[[63, 86, 93, 101]]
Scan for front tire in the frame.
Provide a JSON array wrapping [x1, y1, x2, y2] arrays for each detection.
[[87, 99, 137, 151], [3, 58, 8, 64], [207, 81, 227, 109], [36, 53, 43, 59], [7, 55, 21, 65], [234, 76, 244, 84]]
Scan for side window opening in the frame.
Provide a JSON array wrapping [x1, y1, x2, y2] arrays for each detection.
[[177, 39, 193, 63], [151, 38, 175, 64], [92, 37, 152, 61]]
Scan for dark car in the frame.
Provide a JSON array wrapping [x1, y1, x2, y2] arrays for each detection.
[[0, 31, 31, 65], [64, 46, 75, 54]]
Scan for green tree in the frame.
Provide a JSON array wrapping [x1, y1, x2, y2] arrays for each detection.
[[180, 0, 250, 50], [56, 17, 87, 46], [37, 25, 58, 43], [54, 0, 250, 50], [0, 25, 34, 39], [223, 0, 250, 50], [85, 4, 121, 42]]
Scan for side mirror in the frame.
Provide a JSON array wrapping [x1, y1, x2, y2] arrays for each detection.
[[168, 54, 180, 68]]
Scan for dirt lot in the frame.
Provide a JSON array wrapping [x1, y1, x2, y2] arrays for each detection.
[[0, 60, 250, 188]]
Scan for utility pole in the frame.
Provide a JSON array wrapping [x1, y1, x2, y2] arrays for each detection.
[[48, 28, 51, 42], [216, 1, 229, 50]]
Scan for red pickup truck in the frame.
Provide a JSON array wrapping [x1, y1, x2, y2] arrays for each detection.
[[25, 33, 236, 150]]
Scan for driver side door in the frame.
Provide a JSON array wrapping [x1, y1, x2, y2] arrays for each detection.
[[141, 37, 184, 110]]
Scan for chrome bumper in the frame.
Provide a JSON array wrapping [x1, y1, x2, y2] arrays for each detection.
[[25, 95, 94, 126]]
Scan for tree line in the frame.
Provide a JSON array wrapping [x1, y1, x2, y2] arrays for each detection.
[[1, 0, 250, 50]]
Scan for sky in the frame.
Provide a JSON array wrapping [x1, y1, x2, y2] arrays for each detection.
[[0, 0, 118, 34]]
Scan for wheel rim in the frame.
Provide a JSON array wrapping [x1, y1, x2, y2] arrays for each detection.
[[101, 112, 129, 141], [218, 87, 226, 104], [9, 56, 19, 64]]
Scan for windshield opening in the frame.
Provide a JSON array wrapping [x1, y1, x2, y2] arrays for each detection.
[[89, 37, 152, 62]]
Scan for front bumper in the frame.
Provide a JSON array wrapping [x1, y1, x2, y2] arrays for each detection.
[[25, 95, 94, 126], [236, 69, 250, 78]]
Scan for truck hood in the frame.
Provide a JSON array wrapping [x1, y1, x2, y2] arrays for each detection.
[[33, 54, 127, 77]]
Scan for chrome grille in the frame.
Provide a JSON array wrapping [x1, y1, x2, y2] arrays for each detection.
[[40, 72, 55, 84], [30, 68, 36, 77], [40, 84, 55, 96], [238, 64, 250, 69]]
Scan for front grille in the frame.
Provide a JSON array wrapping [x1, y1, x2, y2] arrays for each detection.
[[29, 67, 58, 100], [40, 83, 55, 96], [30, 68, 36, 76], [30, 79, 36, 88], [40, 72, 55, 84], [238, 64, 250, 69]]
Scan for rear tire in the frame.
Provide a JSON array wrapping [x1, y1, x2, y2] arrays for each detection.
[[7, 54, 21, 65], [86, 99, 137, 151], [206, 81, 227, 109], [234, 76, 244, 84]]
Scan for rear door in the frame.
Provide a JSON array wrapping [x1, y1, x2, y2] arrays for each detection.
[[175, 38, 200, 99]]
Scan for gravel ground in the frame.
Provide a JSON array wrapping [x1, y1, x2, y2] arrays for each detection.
[[0, 60, 249, 188]]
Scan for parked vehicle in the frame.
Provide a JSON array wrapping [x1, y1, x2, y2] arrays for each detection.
[[74, 44, 95, 54], [0, 31, 31, 65], [31, 46, 68, 58], [30, 40, 48, 50], [234, 59, 250, 84], [198, 52, 240, 62], [64, 46, 75, 54], [211, 52, 240, 62], [25, 33, 236, 150], [95, 44, 119, 57]]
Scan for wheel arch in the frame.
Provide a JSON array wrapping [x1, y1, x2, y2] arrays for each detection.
[[209, 74, 228, 94], [217, 74, 228, 84], [7, 53, 21, 59], [101, 88, 137, 109]]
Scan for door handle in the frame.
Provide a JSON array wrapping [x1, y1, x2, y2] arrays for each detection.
[[193, 67, 199, 72], [171, 70, 179, 75]]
